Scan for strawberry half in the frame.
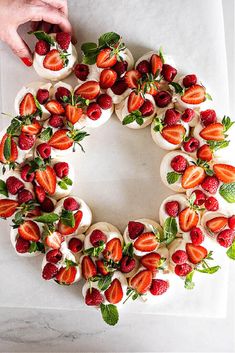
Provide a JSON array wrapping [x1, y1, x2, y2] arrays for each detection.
[[18, 220, 40, 242], [45, 231, 63, 249], [181, 84, 206, 104], [140, 252, 161, 272], [0, 133, 18, 163], [96, 48, 117, 68], [161, 124, 186, 145], [0, 199, 18, 218], [181, 165, 206, 189], [43, 49, 64, 71], [130, 269, 153, 294], [75, 81, 100, 100], [197, 144, 213, 162], [19, 93, 37, 116], [45, 100, 65, 115], [56, 266, 77, 285], [213, 163, 235, 183], [125, 70, 141, 89], [103, 238, 122, 263], [96, 259, 109, 276], [150, 54, 163, 75], [48, 130, 73, 150], [81, 255, 97, 280], [100, 69, 117, 89], [134, 232, 159, 252], [206, 216, 228, 233], [127, 91, 144, 113], [179, 207, 199, 232], [35, 165, 56, 195], [104, 278, 123, 304], [186, 243, 207, 264], [199, 123, 224, 141], [58, 210, 83, 235], [22, 120, 42, 135], [65, 104, 83, 124]]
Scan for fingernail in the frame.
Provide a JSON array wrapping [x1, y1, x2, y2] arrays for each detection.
[[21, 57, 33, 67]]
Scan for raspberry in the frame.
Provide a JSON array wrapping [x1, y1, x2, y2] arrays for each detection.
[[97, 94, 113, 110], [217, 229, 234, 248], [200, 109, 217, 126], [164, 109, 181, 126], [35, 40, 50, 56], [68, 238, 83, 253], [128, 221, 144, 240], [74, 64, 89, 81], [183, 74, 197, 88], [42, 263, 58, 280], [20, 164, 35, 182], [90, 229, 107, 247], [56, 32, 71, 50], [17, 189, 34, 205], [190, 227, 204, 245], [205, 196, 219, 211], [201, 176, 219, 194], [136, 60, 151, 74], [111, 78, 128, 95], [35, 185, 46, 203], [120, 256, 136, 273], [154, 91, 172, 108], [6, 176, 24, 195], [192, 190, 206, 206], [112, 60, 128, 77], [183, 137, 200, 153], [175, 263, 192, 277], [63, 197, 79, 211], [54, 162, 69, 178], [165, 201, 179, 217], [87, 103, 102, 120], [46, 249, 62, 264], [150, 279, 169, 295], [55, 86, 71, 103], [36, 89, 49, 104], [85, 288, 104, 306], [172, 250, 188, 264], [36, 143, 51, 159], [41, 197, 55, 212], [170, 155, 187, 173], [18, 133, 35, 150], [48, 114, 64, 128], [15, 236, 30, 253], [162, 64, 177, 82], [228, 215, 235, 230], [181, 108, 195, 122], [139, 99, 154, 117]]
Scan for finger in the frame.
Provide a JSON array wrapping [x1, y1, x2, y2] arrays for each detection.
[[40, 0, 68, 16], [7, 30, 32, 66]]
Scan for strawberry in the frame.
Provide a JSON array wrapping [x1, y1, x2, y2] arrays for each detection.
[[186, 243, 207, 264], [150, 279, 169, 296], [165, 201, 180, 217], [100, 69, 117, 89], [90, 229, 107, 247], [75, 81, 100, 100], [103, 238, 122, 263], [228, 216, 235, 230], [0, 199, 18, 218], [206, 217, 228, 233], [136, 60, 151, 74], [201, 176, 219, 194], [35, 40, 50, 56], [104, 278, 123, 304], [183, 74, 197, 88], [140, 252, 161, 271], [120, 256, 136, 273], [213, 163, 235, 183], [46, 249, 62, 264], [57, 210, 83, 235], [16, 236, 30, 254], [85, 288, 104, 306], [6, 176, 24, 195], [45, 100, 65, 115], [134, 232, 159, 252], [217, 229, 235, 248], [150, 54, 163, 75], [205, 196, 219, 211], [128, 221, 145, 240], [65, 104, 83, 124], [197, 144, 213, 162], [190, 227, 204, 245], [179, 207, 199, 232], [45, 231, 64, 249], [124, 70, 141, 89], [0, 134, 18, 163], [22, 120, 42, 135], [56, 266, 77, 285], [18, 220, 40, 242], [161, 124, 185, 145], [18, 189, 33, 205], [162, 64, 177, 82], [130, 269, 152, 294], [43, 49, 64, 71], [63, 197, 79, 211], [96, 48, 117, 68], [199, 123, 224, 141], [68, 238, 83, 253], [35, 165, 56, 195], [48, 130, 73, 150], [181, 84, 206, 104], [35, 185, 46, 203], [96, 259, 109, 276], [127, 91, 144, 113], [181, 165, 206, 189], [81, 255, 97, 280], [19, 93, 37, 116], [171, 250, 188, 264], [175, 263, 192, 277], [56, 32, 71, 50], [42, 263, 58, 280]]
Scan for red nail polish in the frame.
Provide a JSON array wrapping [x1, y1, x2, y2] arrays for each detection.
[[21, 57, 33, 67]]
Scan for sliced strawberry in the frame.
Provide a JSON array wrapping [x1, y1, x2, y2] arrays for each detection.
[[65, 104, 83, 124], [0, 134, 18, 163], [130, 269, 152, 294], [134, 232, 159, 252], [45, 231, 64, 249], [56, 266, 77, 285], [199, 123, 224, 141], [150, 54, 163, 75], [103, 238, 122, 263], [96, 48, 117, 68], [96, 259, 109, 276], [213, 164, 235, 183], [74, 81, 100, 100], [181, 165, 206, 189], [141, 81, 159, 96], [179, 207, 199, 232], [197, 144, 213, 162], [45, 100, 65, 115], [206, 216, 228, 233], [125, 70, 141, 89], [161, 124, 186, 145], [81, 255, 97, 280], [18, 220, 40, 242], [186, 243, 207, 264], [48, 130, 73, 150], [43, 49, 64, 71], [0, 199, 18, 218], [19, 93, 37, 116], [100, 69, 117, 89], [127, 91, 144, 113], [104, 278, 123, 304], [140, 252, 161, 272], [35, 165, 56, 195], [58, 210, 83, 235], [181, 84, 206, 104], [22, 120, 42, 135]]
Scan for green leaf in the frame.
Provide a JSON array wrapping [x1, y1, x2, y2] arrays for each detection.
[[0, 179, 8, 197], [65, 258, 77, 269], [63, 177, 73, 186], [122, 242, 134, 257], [98, 274, 112, 291], [3, 135, 11, 161], [163, 217, 178, 245], [136, 117, 144, 126], [222, 116, 234, 132], [34, 97, 43, 117], [184, 270, 195, 290], [219, 183, 235, 203], [81, 42, 97, 54], [40, 127, 53, 141], [122, 114, 136, 125], [58, 180, 68, 190], [29, 241, 45, 253], [169, 82, 184, 95], [84, 241, 105, 257], [100, 303, 119, 326], [60, 209, 75, 227], [7, 118, 22, 136], [153, 117, 164, 132], [166, 171, 181, 184], [226, 241, 235, 260], [205, 92, 213, 101], [82, 53, 98, 65], [34, 213, 59, 224], [208, 140, 230, 151], [158, 46, 165, 64], [98, 32, 120, 47], [29, 30, 55, 45], [196, 265, 220, 274]]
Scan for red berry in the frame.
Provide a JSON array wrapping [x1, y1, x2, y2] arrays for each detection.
[[68, 238, 83, 253], [111, 78, 128, 95], [228, 215, 235, 230], [97, 94, 113, 110], [181, 108, 195, 122], [41, 197, 55, 212], [162, 64, 177, 82], [6, 176, 24, 195], [136, 60, 151, 74], [35, 40, 50, 56], [201, 176, 219, 194], [87, 103, 102, 120], [21, 164, 35, 182], [150, 279, 169, 295], [36, 143, 51, 159], [112, 60, 128, 77], [46, 249, 62, 264], [42, 263, 58, 280], [170, 155, 187, 173], [17, 189, 34, 205], [217, 229, 234, 248], [205, 196, 219, 211], [164, 109, 181, 126], [128, 221, 144, 240], [139, 99, 154, 117], [35, 185, 46, 203], [200, 110, 217, 127], [172, 250, 188, 264], [18, 133, 35, 150], [36, 89, 49, 104], [54, 162, 69, 178], [183, 137, 200, 153], [48, 114, 64, 128], [55, 86, 71, 103], [192, 190, 206, 206], [15, 236, 30, 253], [63, 197, 79, 211], [175, 263, 192, 277], [165, 201, 180, 217], [120, 256, 136, 273], [56, 32, 71, 50], [190, 227, 204, 245], [85, 288, 104, 306], [154, 91, 172, 108], [74, 64, 89, 81], [183, 74, 197, 88], [90, 229, 107, 247]]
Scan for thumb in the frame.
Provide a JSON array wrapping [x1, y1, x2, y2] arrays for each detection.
[[7, 30, 33, 66]]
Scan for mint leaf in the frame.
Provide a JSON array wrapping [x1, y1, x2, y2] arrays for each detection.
[[0, 179, 8, 197], [29, 31, 55, 45], [222, 116, 234, 132], [122, 114, 135, 125], [63, 177, 73, 186], [226, 241, 235, 260], [65, 258, 77, 269], [184, 270, 195, 290], [205, 92, 213, 101], [219, 183, 235, 203], [136, 117, 144, 126], [196, 265, 220, 274], [58, 180, 68, 190], [169, 82, 184, 95], [84, 242, 105, 257], [3, 135, 11, 160], [153, 117, 164, 132], [7, 118, 22, 136], [163, 217, 178, 245], [208, 140, 230, 151], [40, 127, 53, 141], [166, 171, 181, 184], [60, 209, 75, 227], [97, 274, 112, 291], [81, 42, 97, 55], [29, 241, 45, 253], [82, 53, 98, 65], [34, 213, 59, 224], [100, 303, 119, 326], [158, 46, 165, 64], [122, 242, 134, 257], [98, 32, 120, 47]]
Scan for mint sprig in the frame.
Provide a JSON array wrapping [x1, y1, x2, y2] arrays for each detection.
[[219, 183, 235, 203], [0, 179, 8, 197], [166, 171, 181, 184], [162, 217, 178, 245], [122, 110, 144, 126], [100, 303, 119, 326], [60, 209, 75, 227], [29, 30, 55, 45]]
